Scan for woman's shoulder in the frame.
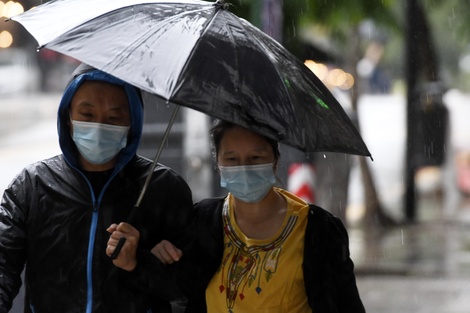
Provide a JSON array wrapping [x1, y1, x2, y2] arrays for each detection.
[[194, 196, 225, 211], [308, 204, 342, 222], [306, 204, 349, 240]]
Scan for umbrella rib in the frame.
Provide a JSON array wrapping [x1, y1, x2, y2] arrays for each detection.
[[104, 4, 217, 94], [165, 4, 225, 99], [252, 38, 294, 119], [221, 13, 297, 142], [222, 12, 241, 101], [232, 17, 294, 107]]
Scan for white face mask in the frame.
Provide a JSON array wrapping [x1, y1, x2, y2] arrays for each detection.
[[71, 120, 130, 165], [219, 163, 276, 203]]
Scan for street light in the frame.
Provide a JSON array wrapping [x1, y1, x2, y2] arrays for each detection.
[[0, 30, 13, 48], [304, 59, 355, 90], [1, 1, 24, 18], [0, 1, 24, 48]]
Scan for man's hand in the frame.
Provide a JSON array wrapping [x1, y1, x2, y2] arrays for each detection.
[[151, 240, 183, 264], [106, 222, 140, 271]]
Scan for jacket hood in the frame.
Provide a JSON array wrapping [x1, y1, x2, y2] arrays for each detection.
[[57, 64, 144, 172]]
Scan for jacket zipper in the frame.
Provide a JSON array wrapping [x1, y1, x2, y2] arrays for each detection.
[[85, 171, 117, 313], [86, 199, 99, 313]]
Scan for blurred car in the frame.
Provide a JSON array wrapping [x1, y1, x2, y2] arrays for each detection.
[[0, 47, 40, 95]]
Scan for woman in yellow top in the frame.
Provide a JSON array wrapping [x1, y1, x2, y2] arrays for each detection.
[[153, 119, 365, 313]]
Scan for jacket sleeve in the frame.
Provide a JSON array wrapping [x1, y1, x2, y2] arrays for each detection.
[[304, 205, 366, 313], [0, 174, 29, 313], [181, 198, 225, 313], [122, 249, 184, 302]]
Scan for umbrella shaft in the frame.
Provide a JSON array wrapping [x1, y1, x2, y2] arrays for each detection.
[[136, 104, 180, 207], [110, 105, 180, 260]]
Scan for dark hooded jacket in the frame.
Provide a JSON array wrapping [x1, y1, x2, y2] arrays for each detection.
[[0, 65, 194, 313]]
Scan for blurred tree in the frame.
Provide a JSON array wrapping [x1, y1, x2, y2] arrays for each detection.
[[423, 0, 470, 90], [302, 0, 398, 226], [302, 0, 467, 222], [404, 0, 452, 221]]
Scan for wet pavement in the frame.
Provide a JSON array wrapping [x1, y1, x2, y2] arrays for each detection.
[[351, 195, 470, 313]]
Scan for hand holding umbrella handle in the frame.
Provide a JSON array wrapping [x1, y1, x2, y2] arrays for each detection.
[[110, 237, 127, 259], [110, 205, 138, 260]]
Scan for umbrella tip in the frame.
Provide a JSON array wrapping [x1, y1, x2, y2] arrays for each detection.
[[215, 0, 230, 10]]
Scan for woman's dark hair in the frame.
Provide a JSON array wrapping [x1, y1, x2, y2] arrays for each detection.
[[209, 119, 281, 165]]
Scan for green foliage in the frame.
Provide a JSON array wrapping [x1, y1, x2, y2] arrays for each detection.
[[223, 0, 400, 57], [222, 0, 470, 89], [286, 0, 399, 28], [424, 0, 470, 89]]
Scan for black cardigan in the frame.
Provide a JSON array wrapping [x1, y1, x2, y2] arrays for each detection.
[[183, 197, 366, 313]]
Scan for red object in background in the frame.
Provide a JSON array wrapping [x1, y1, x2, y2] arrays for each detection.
[[38, 49, 60, 61], [456, 152, 470, 196], [287, 163, 316, 203]]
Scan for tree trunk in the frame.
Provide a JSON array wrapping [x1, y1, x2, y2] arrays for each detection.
[[404, 0, 440, 221], [314, 153, 351, 223], [347, 26, 396, 226]]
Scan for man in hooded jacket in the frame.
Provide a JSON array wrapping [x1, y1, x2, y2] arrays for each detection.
[[0, 64, 194, 313]]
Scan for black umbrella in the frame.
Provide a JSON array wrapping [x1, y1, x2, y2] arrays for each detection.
[[10, 0, 370, 156], [10, 0, 371, 257]]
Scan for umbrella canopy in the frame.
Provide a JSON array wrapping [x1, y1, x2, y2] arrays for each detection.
[[11, 0, 371, 157]]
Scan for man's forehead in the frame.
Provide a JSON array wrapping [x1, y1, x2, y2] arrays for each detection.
[[71, 83, 129, 108]]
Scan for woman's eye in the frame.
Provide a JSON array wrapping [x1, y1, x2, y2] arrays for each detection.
[[109, 116, 128, 124]]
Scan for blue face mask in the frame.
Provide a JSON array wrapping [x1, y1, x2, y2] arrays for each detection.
[[219, 163, 276, 203], [71, 120, 130, 165]]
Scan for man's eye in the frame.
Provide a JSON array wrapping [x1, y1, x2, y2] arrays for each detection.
[[225, 157, 237, 162]]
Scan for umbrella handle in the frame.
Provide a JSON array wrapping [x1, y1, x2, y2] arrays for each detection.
[[110, 204, 138, 260], [110, 237, 127, 260]]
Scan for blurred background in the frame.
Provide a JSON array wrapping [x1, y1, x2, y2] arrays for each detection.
[[2, 0, 470, 312]]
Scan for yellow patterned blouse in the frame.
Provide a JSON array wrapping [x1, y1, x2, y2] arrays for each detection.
[[205, 188, 312, 313]]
